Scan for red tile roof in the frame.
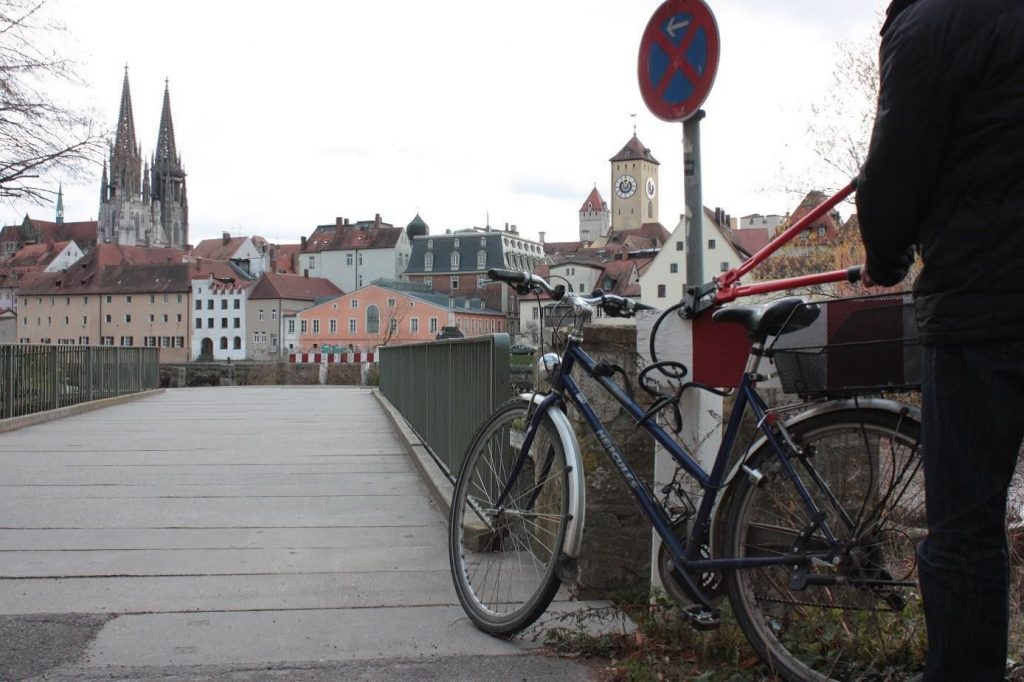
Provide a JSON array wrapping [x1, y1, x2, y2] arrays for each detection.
[[303, 225, 403, 253], [609, 135, 660, 165], [579, 188, 607, 213], [248, 272, 343, 301], [191, 236, 249, 260], [729, 227, 771, 257], [271, 244, 300, 274], [2, 241, 73, 270]]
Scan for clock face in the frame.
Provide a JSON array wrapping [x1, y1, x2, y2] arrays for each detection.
[[615, 175, 637, 199], [645, 177, 656, 199]]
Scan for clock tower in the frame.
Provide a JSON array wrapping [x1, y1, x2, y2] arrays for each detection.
[[610, 134, 659, 230]]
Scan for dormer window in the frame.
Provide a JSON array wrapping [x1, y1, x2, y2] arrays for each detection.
[[454, 238, 460, 249], [477, 251, 486, 269], [427, 239, 433, 250], [425, 253, 433, 271], [451, 252, 460, 269]]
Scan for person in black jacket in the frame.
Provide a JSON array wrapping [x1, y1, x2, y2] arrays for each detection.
[[857, 0, 1024, 678]]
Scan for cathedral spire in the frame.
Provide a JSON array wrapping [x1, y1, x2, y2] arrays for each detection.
[[112, 66, 138, 163], [55, 183, 64, 224], [154, 79, 179, 170]]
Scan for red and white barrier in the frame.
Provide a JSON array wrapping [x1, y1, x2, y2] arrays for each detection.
[[289, 352, 376, 364]]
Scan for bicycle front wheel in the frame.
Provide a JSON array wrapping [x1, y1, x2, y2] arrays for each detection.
[[723, 407, 926, 681], [448, 397, 571, 636]]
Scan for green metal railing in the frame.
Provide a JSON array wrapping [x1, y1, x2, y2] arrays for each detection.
[[0, 345, 159, 419], [379, 334, 510, 480]]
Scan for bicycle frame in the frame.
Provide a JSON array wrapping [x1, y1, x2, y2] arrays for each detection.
[[501, 334, 847, 612]]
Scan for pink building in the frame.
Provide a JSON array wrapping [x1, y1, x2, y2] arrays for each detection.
[[296, 281, 505, 354]]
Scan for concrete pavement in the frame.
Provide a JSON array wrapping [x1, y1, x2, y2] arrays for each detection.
[[0, 387, 605, 680]]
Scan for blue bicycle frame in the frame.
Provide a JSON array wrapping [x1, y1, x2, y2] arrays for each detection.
[[499, 334, 845, 612]]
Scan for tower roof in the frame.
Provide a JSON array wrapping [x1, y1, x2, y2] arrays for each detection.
[[154, 80, 180, 170], [112, 68, 139, 161], [407, 213, 429, 238], [579, 188, 607, 213], [610, 134, 659, 165]]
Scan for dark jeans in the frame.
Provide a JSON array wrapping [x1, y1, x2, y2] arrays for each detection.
[[919, 341, 1024, 681]]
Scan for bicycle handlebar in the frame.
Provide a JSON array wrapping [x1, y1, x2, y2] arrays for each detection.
[[488, 269, 655, 318]]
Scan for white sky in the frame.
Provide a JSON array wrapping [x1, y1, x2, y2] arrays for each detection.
[[5, 0, 883, 246]]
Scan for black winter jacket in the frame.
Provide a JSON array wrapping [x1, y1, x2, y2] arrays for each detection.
[[857, 0, 1024, 345]]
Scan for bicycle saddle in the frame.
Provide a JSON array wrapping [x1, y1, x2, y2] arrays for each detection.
[[711, 297, 820, 341]]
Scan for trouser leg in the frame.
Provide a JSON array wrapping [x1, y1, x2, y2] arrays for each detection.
[[918, 342, 1024, 681]]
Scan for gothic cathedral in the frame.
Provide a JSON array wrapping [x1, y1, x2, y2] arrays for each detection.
[[98, 70, 188, 249]]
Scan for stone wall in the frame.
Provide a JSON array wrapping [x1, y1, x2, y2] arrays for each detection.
[[159, 362, 362, 388], [565, 326, 655, 601]]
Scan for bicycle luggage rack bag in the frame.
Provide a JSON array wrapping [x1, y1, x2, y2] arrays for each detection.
[[769, 293, 921, 398]]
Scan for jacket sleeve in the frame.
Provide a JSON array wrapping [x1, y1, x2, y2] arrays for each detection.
[[856, 22, 951, 286]]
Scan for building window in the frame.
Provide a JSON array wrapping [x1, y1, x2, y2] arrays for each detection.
[[177, 314, 182, 322], [124, 314, 132, 323], [410, 318, 419, 333], [366, 305, 380, 334], [126, 295, 132, 303], [82, 316, 87, 325], [312, 319, 320, 334], [329, 319, 337, 334], [388, 318, 397, 334], [208, 317, 214, 328], [348, 319, 356, 333], [818, 225, 827, 237], [234, 318, 240, 328], [430, 317, 438, 334], [670, 263, 679, 273], [220, 337, 228, 350], [258, 309, 265, 321], [174, 336, 184, 347], [451, 252, 460, 269], [720, 262, 729, 273], [657, 284, 667, 298], [163, 314, 169, 323], [160, 336, 170, 347], [300, 319, 308, 334], [270, 334, 277, 349], [149, 314, 155, 323], [195, 300, 202, 310], [196, 318, 202, 328], [676, 241, 683, 251], [453, 238, 460, 249], [387, 298, 396, 308], [425, 253, 433, 271], [427, 239, 433, 249], [287, 319, 296, 334], [307, 256, 315, 269], [346, 253, 353, 266], [233, 337, 241, 349], [120, 336, 133, 346], [350, 299, 358, 309], [451, 277, 459, 290], [220, 318, 228, 328], [708, 239, 716, 249], [271, 309, 277, 321], [221, 299, 228, 310], [207, 300, 214, 310]]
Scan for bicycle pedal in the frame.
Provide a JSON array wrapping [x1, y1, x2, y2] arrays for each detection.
[[682, 605, 721, 631]]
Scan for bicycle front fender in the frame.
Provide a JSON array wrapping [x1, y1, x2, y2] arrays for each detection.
[[707, 397, 922, 559], [521, 392, 586, 559]]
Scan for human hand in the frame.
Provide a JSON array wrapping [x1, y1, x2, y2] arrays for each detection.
[[859, 264, 877, 287]]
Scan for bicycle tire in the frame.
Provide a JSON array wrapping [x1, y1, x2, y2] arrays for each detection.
[[722, 408, 926, 681], [448, 397, 571, 636]]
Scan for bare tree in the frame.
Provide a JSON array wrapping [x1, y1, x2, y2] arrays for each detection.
[[0, 0, 104, 204]]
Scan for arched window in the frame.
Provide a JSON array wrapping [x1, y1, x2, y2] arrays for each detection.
[[366, 305, 380, 334], [220, 337, 228, 350], [233, 337, 241, 349]]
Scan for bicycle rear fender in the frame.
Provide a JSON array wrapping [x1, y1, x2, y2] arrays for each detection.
[[521, 392, 586, 559], [707, 397, 921, 557]]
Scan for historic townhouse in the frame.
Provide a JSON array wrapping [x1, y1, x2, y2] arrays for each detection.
[[295, 280, 504, 354], [299, 215, 412, 292], [16, 245, 190, 361], [190, 260, 256, 361], [247, 272, 341, 359]]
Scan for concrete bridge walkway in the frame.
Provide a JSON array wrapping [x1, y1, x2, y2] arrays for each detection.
[[0, 387, 600, 680]]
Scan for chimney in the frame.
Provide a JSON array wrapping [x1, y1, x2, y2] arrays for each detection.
[[301, 236, 307, 248], [344, 218, 350, 226], [336, 217, 343, 229], [222, 231, 230, 245], [511, 224, 518, 234], [46, 238, 54, 252], [538, 231, 546, 244], [374, 213, 382, 228]]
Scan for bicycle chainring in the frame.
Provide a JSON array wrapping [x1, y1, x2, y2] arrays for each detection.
[[657, 520, 724, 608]]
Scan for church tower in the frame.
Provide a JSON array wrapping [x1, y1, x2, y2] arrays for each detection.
[[609, 134, 659, 230], [151, 81, 188, 249], [97, 69, 189, 249], [578, 187, 610, 244]]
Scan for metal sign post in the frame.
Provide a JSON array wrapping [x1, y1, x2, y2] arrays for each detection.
[[683, 112, 705, 286]]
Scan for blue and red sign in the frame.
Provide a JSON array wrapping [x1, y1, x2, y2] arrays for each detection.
[[638, 0, 720, 122]]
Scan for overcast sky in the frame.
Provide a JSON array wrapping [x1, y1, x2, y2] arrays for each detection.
[[5, 0, 883, 246]]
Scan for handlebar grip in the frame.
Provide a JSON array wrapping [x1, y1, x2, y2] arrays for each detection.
[[846, 265, 863, 283], [488, 269, 529, 285]]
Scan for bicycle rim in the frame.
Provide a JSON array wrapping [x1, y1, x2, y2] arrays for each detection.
[[448, 399, 570, 635], [724, 409, 927, 681]]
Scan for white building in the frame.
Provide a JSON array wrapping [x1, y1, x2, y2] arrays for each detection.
[[299, 215, 412, 293], [190, 261, 256, 361]]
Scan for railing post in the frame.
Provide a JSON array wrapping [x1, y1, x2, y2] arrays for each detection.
[[2, 346, 12, 419], [87, 346, 94, 401], [50, 346, 59, 410]]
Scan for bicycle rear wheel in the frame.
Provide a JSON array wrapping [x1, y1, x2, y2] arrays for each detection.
[[722, 408, 926, 681], [448, 398, 571, 636]]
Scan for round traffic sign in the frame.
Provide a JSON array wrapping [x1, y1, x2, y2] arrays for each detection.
[[638, 0, 720, 122]]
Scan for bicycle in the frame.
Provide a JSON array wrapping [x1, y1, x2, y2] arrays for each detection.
[[448, 265, 926, 681]]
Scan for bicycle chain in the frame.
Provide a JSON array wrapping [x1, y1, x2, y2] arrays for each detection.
[[754, 592, 897, 613]]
